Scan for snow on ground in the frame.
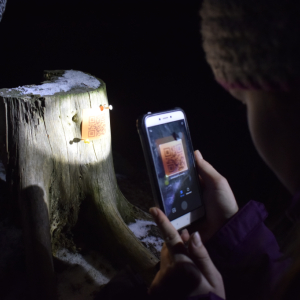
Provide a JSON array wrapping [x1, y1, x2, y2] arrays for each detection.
[[0, 215, 117, 300], [0, 219, 162, 300], [0, 0, 7, 22], [129, 219, 163, 253], [0, 159, 163, 299], [6, 70, 100, 97], [55, 249, 116, 300], [54, 220, 163, 299], [0, 159, 117, 300], [0, 160, 5, 181]]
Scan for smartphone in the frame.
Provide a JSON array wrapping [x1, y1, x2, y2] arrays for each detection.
[[137, 108, 204, 230]]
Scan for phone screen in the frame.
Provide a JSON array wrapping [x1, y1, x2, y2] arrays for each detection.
[[147, 119, 202, 221]]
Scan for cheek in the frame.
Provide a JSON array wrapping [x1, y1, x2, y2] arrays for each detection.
[[246, 107, 278, 168]]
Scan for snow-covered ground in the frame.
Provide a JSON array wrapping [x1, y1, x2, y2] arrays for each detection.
[[0, 217, 163, 300], [54, 220, 163, 300], [55, 249, 116, 300], [0, 0, 7, 22], [0, 160, 5, 181], [0, 161, 163, 299], [0, 216, 117, 300], [129, 219, 163, 253]]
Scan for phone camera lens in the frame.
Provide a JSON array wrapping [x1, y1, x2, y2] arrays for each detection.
[[170, 116, 172, 118], [159, 118, 161, 120]]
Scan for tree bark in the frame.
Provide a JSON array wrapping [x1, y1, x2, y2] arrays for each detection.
[[0, 70, 159, 299]]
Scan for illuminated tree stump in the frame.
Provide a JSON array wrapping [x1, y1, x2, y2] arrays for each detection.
[[0, 70, 158, 300]]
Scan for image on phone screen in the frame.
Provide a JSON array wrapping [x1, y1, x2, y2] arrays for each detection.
[[148, 120, 202, 221]]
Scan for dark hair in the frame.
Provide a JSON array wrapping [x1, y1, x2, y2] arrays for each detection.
[[200, 0, 300, 91]]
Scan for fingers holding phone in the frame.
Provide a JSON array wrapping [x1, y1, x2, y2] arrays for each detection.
[[193, 150, 239, 242], [149, 207, 185, 253], [149, 207, 225, 300]]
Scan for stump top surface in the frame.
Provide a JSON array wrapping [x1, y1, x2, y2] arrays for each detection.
[[0, 70, 101, 98]]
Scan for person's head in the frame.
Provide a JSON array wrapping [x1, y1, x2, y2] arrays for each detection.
[[200, 0, 300, 194]]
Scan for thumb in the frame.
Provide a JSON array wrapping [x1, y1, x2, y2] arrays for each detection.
[[194, 150, 225, 189], [188, 232, 221, 286]]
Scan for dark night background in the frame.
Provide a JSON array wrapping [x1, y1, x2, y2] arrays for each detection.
[[0, 0, 291, 224]]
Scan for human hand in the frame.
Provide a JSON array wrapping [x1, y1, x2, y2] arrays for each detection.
[[189, 150, 238, 243], [149, 207, 225, 300]]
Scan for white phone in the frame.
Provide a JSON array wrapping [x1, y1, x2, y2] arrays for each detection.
[[137, 108, 205, 230]]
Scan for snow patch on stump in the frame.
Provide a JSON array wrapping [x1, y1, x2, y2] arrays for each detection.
[[10, 70, 100, 96]]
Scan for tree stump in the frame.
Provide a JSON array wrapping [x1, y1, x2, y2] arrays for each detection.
[[0, 70, 159, 299]]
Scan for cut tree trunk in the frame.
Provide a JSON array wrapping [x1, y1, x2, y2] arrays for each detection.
[[0, 70, 159, 299]]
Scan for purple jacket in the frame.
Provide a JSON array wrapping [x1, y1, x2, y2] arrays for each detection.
[[190, 197, 296, 300]]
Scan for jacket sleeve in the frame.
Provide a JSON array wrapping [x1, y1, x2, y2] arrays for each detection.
[[204, 200, 291, 300]]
